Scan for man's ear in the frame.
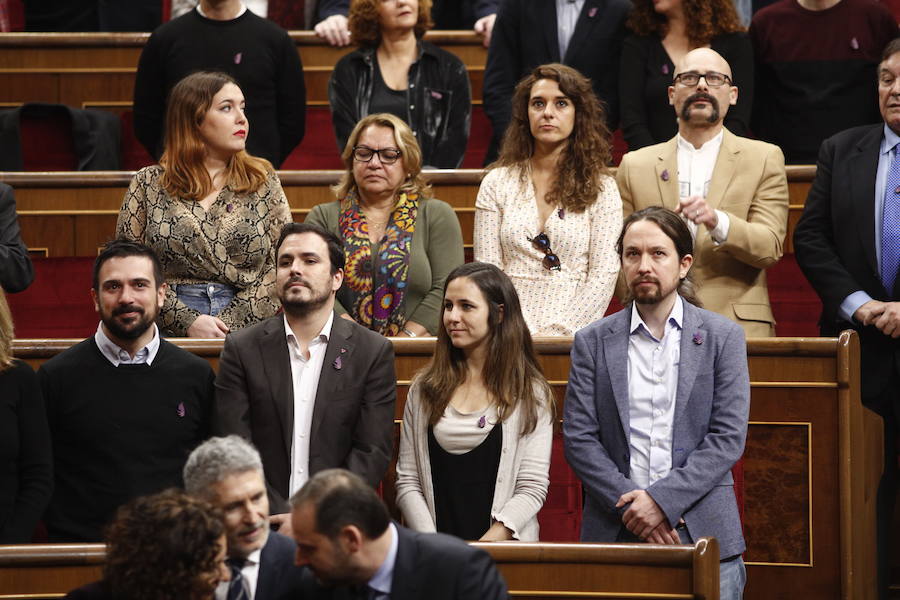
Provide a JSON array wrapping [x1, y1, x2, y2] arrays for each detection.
[[91, 288, 100, 314], [332, 268, 344, 292], [157, 282, 168, 309], [338, 524, 364, 554]]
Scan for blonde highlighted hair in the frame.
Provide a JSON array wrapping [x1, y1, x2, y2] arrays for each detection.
[[0, 289, 14, 371], [159, 71, 272, 201], [332, 113, 432, 201]]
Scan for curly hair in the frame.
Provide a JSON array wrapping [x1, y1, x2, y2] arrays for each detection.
[[332, 113, 432, 201], [626, 0, 744, 46], [104, 489, 225, 600], [492, 63, 612, 214], [349, 0, 434, 48]]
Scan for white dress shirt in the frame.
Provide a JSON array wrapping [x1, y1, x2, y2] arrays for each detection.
[[286, 311, 334, 496], [555, 0, 584, 60], [627, 296, 683, 490], [676, 131, 731, 244], [214, 547, 261, 600], [94, 323, 160, 367]]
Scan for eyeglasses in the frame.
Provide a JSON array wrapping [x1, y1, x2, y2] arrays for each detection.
[[674, 71, 731, 88], [528, 232, 561, 271], [352, 145, 402, 165]]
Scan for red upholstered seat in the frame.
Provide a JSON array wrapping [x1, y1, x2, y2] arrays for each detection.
[[282, 107, 344, 170], [120, 110, 155, 171], [537, 432, 583, 541], [20, 110, 78, 171], [7, 257, 97, 339]]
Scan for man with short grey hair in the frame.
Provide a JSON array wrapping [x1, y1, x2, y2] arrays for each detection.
[[184, 436, 306, 600]]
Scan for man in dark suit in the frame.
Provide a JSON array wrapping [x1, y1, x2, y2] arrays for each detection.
[[184, 436, 306, 600], [0, 183, 33, 293], [481, 0, 630, 163], [291, 469, 508, 600], [793, 37, 900, 599], [215, 222, 396, 537], [564, 207, 749, 600]]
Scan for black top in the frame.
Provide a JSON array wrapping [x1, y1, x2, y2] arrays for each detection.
[[0, 183, 34, 293], [39, 338, 215, 542], [370, 59, 409, 123], [0, 360, 52, 543], [749, 0, 897, 163], [133, 9, 306, 167], [618, 32, 754, 152], [428, 423, 502, 540], [329, 42, 472, 169]]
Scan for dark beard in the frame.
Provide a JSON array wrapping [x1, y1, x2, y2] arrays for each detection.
[[101, 304, 155, 341], [680, 92, 719, 124], [280, 278, 333, 318]]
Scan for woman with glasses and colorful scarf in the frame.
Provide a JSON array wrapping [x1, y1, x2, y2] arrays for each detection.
[[474, 63, 622, 336], [396, 262, 554, 541], [305, 113, 464, 337]]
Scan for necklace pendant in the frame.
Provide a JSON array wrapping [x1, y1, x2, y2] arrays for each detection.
[[477, 415, 486, 428]]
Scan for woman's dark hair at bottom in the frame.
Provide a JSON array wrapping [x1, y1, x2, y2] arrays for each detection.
[[417, 262, 554, 435], [616, 206, 702, 307], [104, 489, 224, 600]]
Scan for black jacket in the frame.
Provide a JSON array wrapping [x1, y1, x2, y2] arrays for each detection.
[[328, 42, 471, 169]]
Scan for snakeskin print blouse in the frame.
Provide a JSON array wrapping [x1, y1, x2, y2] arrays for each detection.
[[116, 165, 292, 336]]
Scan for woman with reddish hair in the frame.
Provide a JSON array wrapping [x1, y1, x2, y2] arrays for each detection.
[[117, 71, 291, 337]]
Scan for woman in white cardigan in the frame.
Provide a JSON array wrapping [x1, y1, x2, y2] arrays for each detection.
[[396, 262, 554, 541]]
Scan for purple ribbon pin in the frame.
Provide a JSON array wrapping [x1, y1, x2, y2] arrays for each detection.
[[226, 203, 234, 213], [478, 415, 486, 428], [234, 52, 243, 64], [176, 402, 186, 417], [661, 169, 670, 182], [333, 356, 342, 370], [850, 37, 859, 50], [558, 208, 566, 219], [661, 64, 670, 75], [692, 333, 703, 345], [588, 6, 598, 17]]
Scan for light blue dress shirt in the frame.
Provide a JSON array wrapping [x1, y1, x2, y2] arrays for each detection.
[[839, 124, 900, 322], [556, 0, 585, 60], [366, 522, 399, 599]]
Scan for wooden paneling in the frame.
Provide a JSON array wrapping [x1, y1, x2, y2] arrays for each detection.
[[0, 539, 719, 600], [0, 32, 487, 108], [9, 333, 881, 599], [6, 166, 813, 257]]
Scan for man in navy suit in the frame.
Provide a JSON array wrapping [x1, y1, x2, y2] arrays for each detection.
[[564, 207, 750, 600], [290, 469, 508, 600], [184, 436, 306, 600], [481, 0, 630, 162], [793, 37, 900, 599]]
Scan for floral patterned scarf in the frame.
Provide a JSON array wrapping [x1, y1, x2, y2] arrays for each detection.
[[338, 191, 418, 336]]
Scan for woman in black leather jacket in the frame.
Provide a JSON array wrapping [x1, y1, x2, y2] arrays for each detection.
[[329, 0, 471, 169]]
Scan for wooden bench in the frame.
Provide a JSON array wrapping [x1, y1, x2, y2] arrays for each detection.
[[0, 539, 720, 600], [9, 332, 881, 599], [6, 165, 814, 258], [0, 32, 486, 109]]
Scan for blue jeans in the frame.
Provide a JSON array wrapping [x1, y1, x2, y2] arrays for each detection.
[[617, 524, 746, 599], [175, 283, 236, 316]]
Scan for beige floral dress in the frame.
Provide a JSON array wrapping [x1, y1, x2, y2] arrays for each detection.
[[116, 165, 292, 336], [474, 165, 623, 336]]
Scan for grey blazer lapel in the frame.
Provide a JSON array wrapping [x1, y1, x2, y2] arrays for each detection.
[[602, 311, 632, 435], [259, 317, 294, 464], [674, 301, 705, 426], [310, 315, 356, 445]]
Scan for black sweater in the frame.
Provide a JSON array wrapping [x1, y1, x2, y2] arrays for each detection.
[[133, 9, 306, 168], [38, 338, 215, 542], [0, 360, 52, 543]]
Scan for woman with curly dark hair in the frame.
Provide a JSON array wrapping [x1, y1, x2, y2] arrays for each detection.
[[620, 0, 752, 151], [474, 63, 622, 336], [328, 0, 471, 168], [64, 489, 229, 600]]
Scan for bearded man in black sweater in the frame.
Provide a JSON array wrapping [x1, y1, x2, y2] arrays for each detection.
[[133, 0, 306, 168], [38, 240, 214, 542]]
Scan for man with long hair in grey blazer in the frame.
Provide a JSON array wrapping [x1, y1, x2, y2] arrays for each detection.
[[564, 206, 750, 600]]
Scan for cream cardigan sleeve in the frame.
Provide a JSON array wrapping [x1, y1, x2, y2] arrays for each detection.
[[491, 403, 553, 540], [395, 383, 438, 532]]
